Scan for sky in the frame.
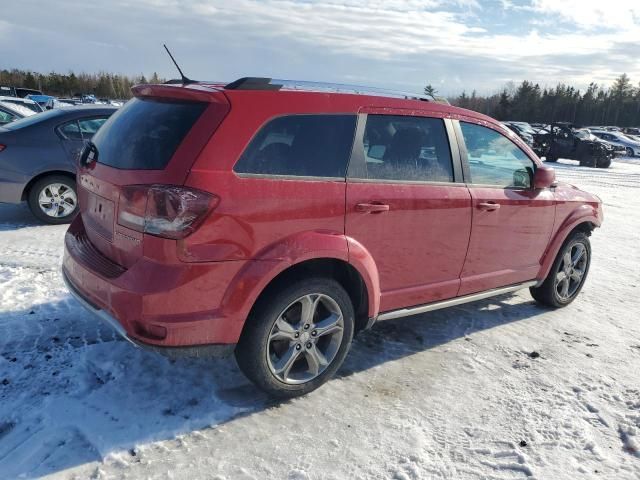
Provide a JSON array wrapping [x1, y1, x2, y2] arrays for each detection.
[[1, 0, 639, 96]]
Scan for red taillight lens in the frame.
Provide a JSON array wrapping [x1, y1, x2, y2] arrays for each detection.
[[0, 144, 6, 152], [118, 185, 217, 240]]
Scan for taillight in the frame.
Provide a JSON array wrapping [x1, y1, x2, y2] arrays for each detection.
[[118, 185, 217, 240], [0, 144, 6, 152]]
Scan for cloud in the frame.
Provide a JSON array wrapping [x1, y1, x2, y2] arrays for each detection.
[[0, 0, 638, 95]]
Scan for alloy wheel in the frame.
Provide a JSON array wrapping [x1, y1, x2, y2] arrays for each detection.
[[555, 242, 588, 301], [267, 293, 344, 384], [38, 183, 77, 218]]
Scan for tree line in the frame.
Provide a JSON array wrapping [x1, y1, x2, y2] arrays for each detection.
[[4, 67, 640, 126], [445, 74, 640, 127], [0, 68, 165, 99]]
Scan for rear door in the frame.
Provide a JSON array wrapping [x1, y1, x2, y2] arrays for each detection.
[[455, 121, 556, 295], [345, 111, 472, 313], [77, 90, 230, 268]]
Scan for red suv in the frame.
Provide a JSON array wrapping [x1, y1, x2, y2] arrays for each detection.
[[62, 78, 603, 397]]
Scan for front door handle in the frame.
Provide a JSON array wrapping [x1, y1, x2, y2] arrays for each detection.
[[477, 201, 500, 211], [356, 202, 390, 213]]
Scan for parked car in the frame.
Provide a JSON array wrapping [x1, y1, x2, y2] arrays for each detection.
[[540, 123, 613, 167], [502, 121, 534, 148], [62, 78, 602, 398], [0, 102, 28, 125], [622, 127, 640, 137], [0, 106, 117, 223], [0, 85, 16, 97], [15, 87, 43, 98], [0, 95, 44, 114], [589, 129, 640, 157]]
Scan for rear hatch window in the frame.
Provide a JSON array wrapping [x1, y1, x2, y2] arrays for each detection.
[[91, 97, 207, 170]]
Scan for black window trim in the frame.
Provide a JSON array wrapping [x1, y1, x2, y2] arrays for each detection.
[[232, 112, 359, 182], [346, 113, 465, 186], [453, 119, 538, 190]]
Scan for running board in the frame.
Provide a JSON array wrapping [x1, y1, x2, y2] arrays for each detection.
[[375, 280, 539, 322]]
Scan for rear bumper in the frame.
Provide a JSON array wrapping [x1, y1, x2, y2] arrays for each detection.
[[62, 216, 246, 352], [63, 268, 236, 357]]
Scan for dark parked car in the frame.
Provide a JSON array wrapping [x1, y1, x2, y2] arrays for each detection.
[[502, 121, 535, 148], [540, 123, 613, 168], [0, 106, 117, 223], [63, 78, 602, 397]]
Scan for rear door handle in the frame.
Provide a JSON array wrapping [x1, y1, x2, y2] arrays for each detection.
[[477, 201, 500, 211], [356, 202, 390, 213]]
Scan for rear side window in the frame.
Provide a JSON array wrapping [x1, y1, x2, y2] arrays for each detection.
[[60, 120, 83, 140], [356, 115, 454, 182], [92, 98, 206, 170], [234, 115, 357, 178]]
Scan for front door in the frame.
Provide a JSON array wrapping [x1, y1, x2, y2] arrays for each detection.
[[455, 121, 556, 295], [345, 113, 472, 313]]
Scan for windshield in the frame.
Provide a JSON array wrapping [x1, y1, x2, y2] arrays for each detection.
[[2, 108, 65, 130], [91, 97, 207, 170]]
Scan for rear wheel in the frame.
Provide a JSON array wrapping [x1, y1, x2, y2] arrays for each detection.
[[27, 175, 78, 224], [626, 147, 635, 158], [235, 277, 354, 398], [530, 231, 591, 308]]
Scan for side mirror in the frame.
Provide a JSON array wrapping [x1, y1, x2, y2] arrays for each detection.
[[534, 165, 556, 189]]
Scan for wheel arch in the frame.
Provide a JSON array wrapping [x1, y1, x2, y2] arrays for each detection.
[[539, 214, 598, 281], [22, 170, 75, 201], [247, 258, 372, 332], [220, 232, 381, 342]]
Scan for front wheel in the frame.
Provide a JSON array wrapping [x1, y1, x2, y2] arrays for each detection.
[[530, 231, 591, 308], [27, 175, 78, 224], [235, 277, 355, 398], [626, 147, 635, 158]]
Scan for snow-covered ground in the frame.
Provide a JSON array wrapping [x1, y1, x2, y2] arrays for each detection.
[[1, 158, 639, 480]]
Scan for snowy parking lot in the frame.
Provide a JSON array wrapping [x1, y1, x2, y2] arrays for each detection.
[[1, 159, 639, 480]]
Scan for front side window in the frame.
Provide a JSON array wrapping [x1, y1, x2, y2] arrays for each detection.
[[460, 122, 534, 188], [356, 115, 453, 182], [234, 114, 357, 178]]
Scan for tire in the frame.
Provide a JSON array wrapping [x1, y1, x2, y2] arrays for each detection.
[[530, 231, 591, 308], [235, 277, 355, 398], [626, 147, 634, 158], [545, 155, 558, 162], [596, 157, 611, 168], [27, 175, 78, 224]]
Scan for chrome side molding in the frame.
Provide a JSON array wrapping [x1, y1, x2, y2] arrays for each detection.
[[375, 280, 539, 322]]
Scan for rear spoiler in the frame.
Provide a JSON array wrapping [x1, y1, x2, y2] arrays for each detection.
[[131, 84, 227, 103]]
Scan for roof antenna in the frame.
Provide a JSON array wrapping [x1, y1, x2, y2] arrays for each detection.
[[163, 44, 195, 85]]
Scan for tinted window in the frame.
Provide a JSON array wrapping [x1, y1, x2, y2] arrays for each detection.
[[460, 122, 534, 188], [60, 120, 83, 140], [92, 98, 206, 170], [234, 115, 356, 178], [356, 115, 453, 182]]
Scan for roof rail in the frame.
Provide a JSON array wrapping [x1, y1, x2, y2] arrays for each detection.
[[223, 77, 435, 102]]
